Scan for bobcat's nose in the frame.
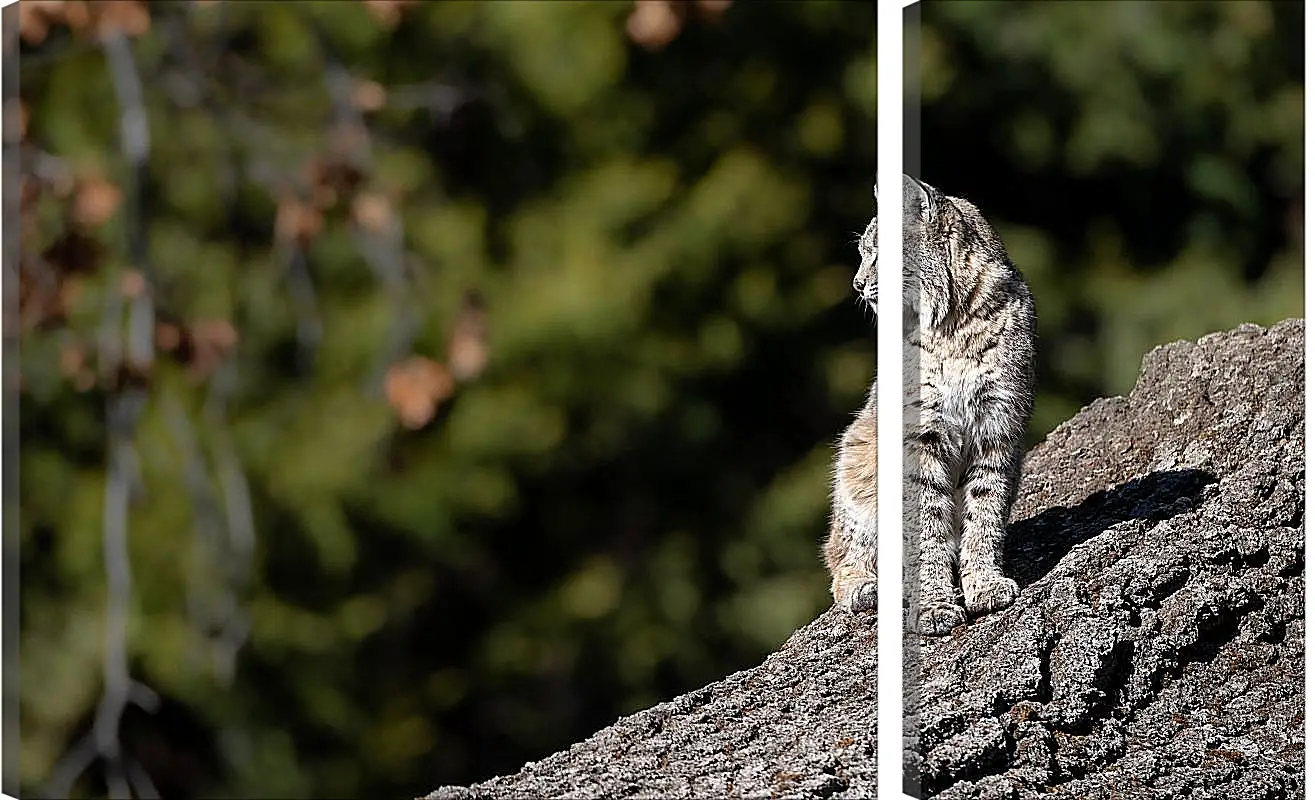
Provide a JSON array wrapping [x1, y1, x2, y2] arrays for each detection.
[[853, 272, 876, 305]]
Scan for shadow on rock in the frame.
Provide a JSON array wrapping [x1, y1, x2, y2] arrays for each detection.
[[1003, 468, 1215, 588]]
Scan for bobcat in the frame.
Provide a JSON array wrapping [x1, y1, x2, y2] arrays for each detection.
[[824, 175, 1036, 636]]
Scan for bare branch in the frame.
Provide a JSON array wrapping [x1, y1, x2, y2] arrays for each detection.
[[162, 390, 230, 662], [164, 379, 255, 686], [50, 27, 162, 800], [124, 757, 161, 800], [306, 16, 419, 388], [93, 389, 145, 800], [40, 736, 98, 799], [102, 32, 150, 166]]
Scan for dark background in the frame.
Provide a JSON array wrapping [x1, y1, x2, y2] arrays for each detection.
[[13, 1, 1301, 798], [915, 0, 1303, 434]]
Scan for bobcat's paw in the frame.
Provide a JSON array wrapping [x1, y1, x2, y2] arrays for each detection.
[[846, 580, 878, 613], [913, 600, 966, 636], [963, 574, 1020, 616], [833, 578, 878, 614]]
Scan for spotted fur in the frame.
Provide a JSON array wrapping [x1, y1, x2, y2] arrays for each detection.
[[825, 175, 1036, 636]]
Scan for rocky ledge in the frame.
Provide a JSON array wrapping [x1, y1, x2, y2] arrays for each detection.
[[426, 319, 1305, 800]]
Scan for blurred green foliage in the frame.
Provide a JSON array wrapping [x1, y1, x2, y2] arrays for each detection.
[[18, 1, 873, 797], [14, 0, 1302, 798], [915, 0, 1303, 437]]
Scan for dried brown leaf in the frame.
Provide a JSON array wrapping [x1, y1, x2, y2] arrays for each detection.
[[93, 0, 150, 39], [306, 152, 366, 201], [59, 277, 84, 316], [119, 270, 146, 299], [20, 176, 40, 213], [18, 2, 61, 46], [61, 1, 91, 35], [185, 319, 240, 381], [192, 319, 239, 352], [696, 0, 733, 15], [328, 123, 370, 160], [353, 80, 388, 112], [155, 322, 181, 352], [627, 0, 683, 51], [59, 342, 85, 377], [362, 0, 418, 29], [351, 192, 394, 234], [275, 197, 323, 246], [19, 2, 149, 45], [447, 292, 489, 382], [73, 175, 122, 227], [385, 356, 455, 430], [13, 100, 28, 144]]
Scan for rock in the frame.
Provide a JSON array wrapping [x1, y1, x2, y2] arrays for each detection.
[[424, 319, 1305, 800]]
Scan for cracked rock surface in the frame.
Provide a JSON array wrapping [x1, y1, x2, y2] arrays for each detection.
[[425, 319, 1305, 800]]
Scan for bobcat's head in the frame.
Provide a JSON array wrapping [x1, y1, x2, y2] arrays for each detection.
[[852, 176, 930, 325], [857, 174, 1012, 332], [902, 174, 951, 330], [903, 174, 1016, 331], [852, 180, 877, 309]]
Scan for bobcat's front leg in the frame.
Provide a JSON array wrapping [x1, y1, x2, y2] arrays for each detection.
[[825, 518, 877, 613], [905, 422, 965, 635], [959, 439, 1023, 616], [826, 405, 878, 612]]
